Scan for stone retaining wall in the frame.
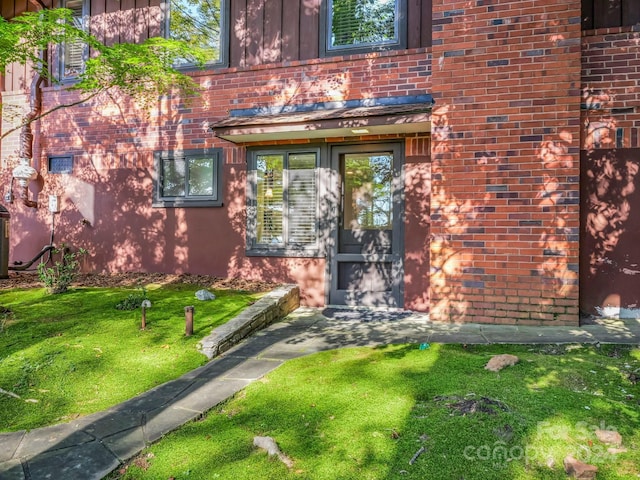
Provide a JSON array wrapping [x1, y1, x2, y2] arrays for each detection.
[[198, 285, 300, 359]]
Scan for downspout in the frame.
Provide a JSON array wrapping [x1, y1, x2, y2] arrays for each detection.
[[13, 50, 46, 208]]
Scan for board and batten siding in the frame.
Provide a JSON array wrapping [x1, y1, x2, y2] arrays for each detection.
[[2, 0, 40, 92], [582, 0, 640, 29], [231, 0, 432, 67], [1, 0, 161, 91], [2, 0, 433, 91]]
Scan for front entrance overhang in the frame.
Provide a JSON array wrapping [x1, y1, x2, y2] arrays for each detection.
[[210, 95, 433, 143]]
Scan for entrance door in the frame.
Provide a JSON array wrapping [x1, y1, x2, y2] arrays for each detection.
[[329, 144, 404, 307]]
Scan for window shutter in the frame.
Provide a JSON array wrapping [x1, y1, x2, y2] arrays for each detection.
[[287, 154, 317, 245]]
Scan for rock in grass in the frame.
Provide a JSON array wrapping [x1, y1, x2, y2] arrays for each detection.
[[595, 429, 622, 446], [485, 354, 519, 372], [563, 455, 598, 479], [607, 447, 628, 455], [195, 289, 216, 301], [253, 436, 293, 468]]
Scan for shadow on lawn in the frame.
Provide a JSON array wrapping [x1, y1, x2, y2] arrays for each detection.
[[379, 344, 639, 479], [1, 309, 639, 479], [0, 286, 253, 435]]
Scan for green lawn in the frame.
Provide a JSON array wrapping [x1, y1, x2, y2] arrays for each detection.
[[111, 343, 640, 480], [0, 284, 259, 432]]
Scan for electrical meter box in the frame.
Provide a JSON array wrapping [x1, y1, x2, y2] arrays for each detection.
[[48, 195, 60, 213]]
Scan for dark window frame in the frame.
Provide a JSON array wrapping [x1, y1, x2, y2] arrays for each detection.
[[320, 0, 407, 57], [48, 155, 74, 174], [59, 0, 89, 82], [162, 0, 230, 70], [153, 148, 223, 208], [246, 145, 326, 258]]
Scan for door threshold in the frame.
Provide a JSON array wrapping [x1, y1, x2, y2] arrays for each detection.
[[324, 304, 406, 313]]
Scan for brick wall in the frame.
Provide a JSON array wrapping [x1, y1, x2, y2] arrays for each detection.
[[429, 0, 582, 324], [1, 48, 433, 309], [36, 48, 431, 163]]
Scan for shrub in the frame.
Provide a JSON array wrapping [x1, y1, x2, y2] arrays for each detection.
[[37, 245, 88, 294], [115, 285, 149, 310]]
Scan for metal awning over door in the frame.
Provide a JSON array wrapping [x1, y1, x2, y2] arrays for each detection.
[[210, 95, 433, 143]]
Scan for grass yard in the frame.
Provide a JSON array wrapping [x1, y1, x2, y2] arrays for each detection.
[[0, 283, 259, 432], [111, 343, 640, 480]]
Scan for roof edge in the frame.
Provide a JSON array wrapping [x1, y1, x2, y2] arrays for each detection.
[[227, 94, 434, 118]]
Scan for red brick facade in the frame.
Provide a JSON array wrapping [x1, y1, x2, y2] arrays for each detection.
[[2, 1, 639, 323], [1, 49, 433, 308], [429, 0, 582, 324]]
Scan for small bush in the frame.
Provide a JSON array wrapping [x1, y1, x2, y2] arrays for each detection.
[[115, 286, 149, 310], [37, 245, 87, 294]]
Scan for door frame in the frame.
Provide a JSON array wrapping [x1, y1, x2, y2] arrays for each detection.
[[326, 142, 405, 308]]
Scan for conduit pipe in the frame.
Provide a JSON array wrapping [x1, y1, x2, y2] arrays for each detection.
[[13, 50, 45, 208]]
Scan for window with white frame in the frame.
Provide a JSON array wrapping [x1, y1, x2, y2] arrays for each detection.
[[166, 0, 228, 66], [247, 148, 320, 255], [324, 0, 406, 55], [61, 0, 87, 79], [153, 149, 223, 207]]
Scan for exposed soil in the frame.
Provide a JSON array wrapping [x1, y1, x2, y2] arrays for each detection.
[[0, 271, 278, 293]]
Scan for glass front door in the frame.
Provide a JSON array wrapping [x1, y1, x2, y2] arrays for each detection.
[[329, 143, 403, 307]]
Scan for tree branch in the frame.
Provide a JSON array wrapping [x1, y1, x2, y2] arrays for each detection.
[[1, 88, 106, 142]]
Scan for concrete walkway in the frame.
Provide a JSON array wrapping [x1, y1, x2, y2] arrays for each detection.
[[1, 308, 639, 480]]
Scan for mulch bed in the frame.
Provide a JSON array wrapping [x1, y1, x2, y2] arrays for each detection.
[[0, 272, 278, 293]]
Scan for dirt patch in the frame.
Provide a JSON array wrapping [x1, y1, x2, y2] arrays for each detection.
[[434, 395, 509, 415], [0, 271, 278, 293]]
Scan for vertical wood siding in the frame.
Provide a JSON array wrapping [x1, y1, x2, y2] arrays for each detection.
[[2, 0, 433, 90], [2, 0, 39, 91], [583, 0, 640, 30], [1, 0, 159, 91], [280, 0, 300, 61], [407, 0, 432, 49], [230, 0, 431, 67]]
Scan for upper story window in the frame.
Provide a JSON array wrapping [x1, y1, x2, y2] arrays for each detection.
[[247, 147, 321, 256], [153, 148, 224, 207], [166, 0, 229, 67], [322, 0, 407, 56], [61, 0, 87, 79]]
